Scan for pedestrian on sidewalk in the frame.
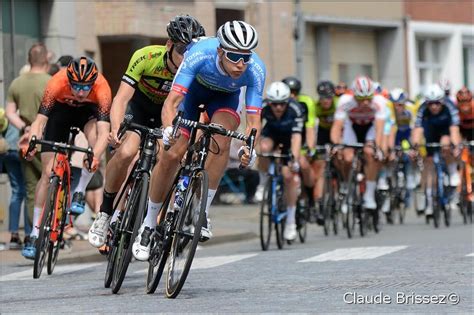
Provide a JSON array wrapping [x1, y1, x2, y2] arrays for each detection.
[[0, 108, 26, 249], [5, 42, 51, 254]]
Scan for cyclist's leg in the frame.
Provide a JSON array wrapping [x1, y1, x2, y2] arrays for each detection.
[[440, 134, 460, 187], [282, 165, 298, 241], [361, 125, 379, 209], [255, 130, 274, 202]]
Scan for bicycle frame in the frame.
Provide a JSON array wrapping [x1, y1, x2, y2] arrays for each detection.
[[432, 150, 450, 209], [268, 160, 287, 224]]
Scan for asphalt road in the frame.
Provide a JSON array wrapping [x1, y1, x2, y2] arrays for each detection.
[[1, 210, 472, 313]]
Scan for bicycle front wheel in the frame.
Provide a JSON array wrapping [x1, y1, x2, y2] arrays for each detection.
[[47, 175, 69, 275], [111, 173, 149, 294], [146, 180, 178, 294], [34, 176, 59, 279], [259, 179, 272, 251], [165, 170, 208, 299]]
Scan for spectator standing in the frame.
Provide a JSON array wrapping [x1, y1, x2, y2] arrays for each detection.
[[5, 43, 51, 248], [0, 108, 26, 249]]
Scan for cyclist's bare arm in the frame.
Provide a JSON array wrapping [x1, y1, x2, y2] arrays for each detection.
[[246, 113, 261, 140], [330, 119, 344, 144], [93, 121, 111, 158], [411, 127, 423, 147], [5, 101, 26, 130], [291, 133, 302, 161], [305, 125, 316, 150], [449, 125, 461, 146], [110, 82, 135, 141], [374, 118, 385, 148], [162, 90, 184, 128], [29, 113, 48, 141]]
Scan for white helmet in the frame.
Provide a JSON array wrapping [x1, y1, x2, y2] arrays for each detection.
[[424, 84, 444, 102], [352, 76, 374, 98], [389, 88, 408, 103], [266, 82, 291, 102], [217, 21, 258, 51], [438, 78, 451, 92]]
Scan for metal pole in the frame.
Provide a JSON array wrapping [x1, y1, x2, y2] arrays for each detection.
[[295, 0, 304, 80], [10, 0, 16, 81], [267, 0, 274, 82]]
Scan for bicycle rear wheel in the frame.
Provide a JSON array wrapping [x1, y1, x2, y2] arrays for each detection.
[[296, 197, 308, 243], [111, 173, 149, 294], [165, 170, 208, 299], [47, 175, 69, 275], [146, 180, 178, 294], [259, 178, 272, 251], [34, 176, 59, 279], [322, 178, 332, 236], [432, 174, 440, 229]]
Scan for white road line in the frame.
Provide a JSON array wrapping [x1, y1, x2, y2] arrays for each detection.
[[466, 253, 474, 257], [299, 246, 408, 263], [134, 253, 258, 274], [0, 263, 102, 282]]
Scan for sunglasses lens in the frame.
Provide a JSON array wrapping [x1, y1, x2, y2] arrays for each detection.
[[72, 84, 92, 91], [225, 51, 251, 64]]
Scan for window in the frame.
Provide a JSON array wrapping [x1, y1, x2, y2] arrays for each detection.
[[215, 8, 245, 32], [416, 38, 443, 90], [463, 45, 474, 89], [338, 64, 373, 84]]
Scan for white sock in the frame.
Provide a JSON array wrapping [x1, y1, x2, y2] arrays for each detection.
[[365, 180, 376, 200], [111, 210, 120, 223], [31, 206, 42, 238], [205, 189, 217, 218], [259, 172, 268, 185], [448, 163, 458, 175], [426, 188, 432, 198], [74, 168, 95, 195], [286, 206, 296, 224], [144, 199, 163, 229]]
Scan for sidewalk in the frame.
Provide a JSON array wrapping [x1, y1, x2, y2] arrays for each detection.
[[0, 204, 260, 266]]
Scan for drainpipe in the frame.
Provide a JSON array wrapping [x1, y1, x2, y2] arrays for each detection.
[[295, 0, 304, 80], [403, 15, 410, 95], [267, 0, 274, 82], [10, 0, 16, 81]]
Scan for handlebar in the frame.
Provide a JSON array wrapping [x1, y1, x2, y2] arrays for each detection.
[[117, 114, 163, 140], [26, 136, 94, 171], [164, 111, 184, 151]]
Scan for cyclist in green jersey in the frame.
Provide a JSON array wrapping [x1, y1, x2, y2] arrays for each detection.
[[282, 76, 319, 221], [88, 15, 205, 249], [311, 81, 337, 224]]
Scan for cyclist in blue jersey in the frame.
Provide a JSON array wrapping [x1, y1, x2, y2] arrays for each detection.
[[411, 84, 461, 216], [132, 21, 266, 260]]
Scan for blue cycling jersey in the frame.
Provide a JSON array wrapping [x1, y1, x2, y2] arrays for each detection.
[[172, 37, 266, 115]]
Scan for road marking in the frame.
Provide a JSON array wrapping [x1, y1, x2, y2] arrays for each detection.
[[134, 253, 258, 274], [299, 246, 408, 262], [0, 263, 102, 282], [466, 253, 474, 257]]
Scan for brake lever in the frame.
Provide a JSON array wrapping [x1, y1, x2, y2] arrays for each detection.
[[165, 111, 184, 151], [239, 128, 257, 170]]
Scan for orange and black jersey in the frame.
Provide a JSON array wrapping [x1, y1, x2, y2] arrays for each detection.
[[39, 69, 112, 121]]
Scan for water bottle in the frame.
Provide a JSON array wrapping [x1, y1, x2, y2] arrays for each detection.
[[174, 175, 190, 209]]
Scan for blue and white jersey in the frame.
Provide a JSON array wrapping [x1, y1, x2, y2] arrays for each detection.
[[172, 37, 266, 115]]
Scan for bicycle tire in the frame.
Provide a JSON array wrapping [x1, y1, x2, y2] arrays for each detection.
[[111, 173, 149, 294], [165, 170, 208, 298], [47, 174, 69, 275], [359, 206, 368, 237], [33, 176, 59, 279], [146, 180, 178, 294], [432, 174, 440, 229], [105, 218, 120, 288], [322, 178, 332, 236], [259, 178, 272, 251], [444, 187, 451, 227], [460, 166, 468, 224], [296, 197, 308, 243]]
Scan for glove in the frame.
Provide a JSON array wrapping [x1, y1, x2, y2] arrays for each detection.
[[163, 126, 174, 147], [290, 160, 300, 173], [84, 156, 100, 172], [238, 145, 257, 168]]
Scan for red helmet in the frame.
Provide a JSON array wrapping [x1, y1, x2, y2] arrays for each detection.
[[456, 87, 472, 103], [67, 56, 98, 84], [352, 76, 374, 98]]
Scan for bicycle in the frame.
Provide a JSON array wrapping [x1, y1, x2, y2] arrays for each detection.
[[146, 111, 256, 298], [26, 128, 94, 279], [459, 141, 474, 224], [424, 143, 455, 228], [313, 144, 340, 237], [386, 146, 411, 225], [338, 143, 372, 238], [258, 152, 292, 250], [103, 115, 162, 293]]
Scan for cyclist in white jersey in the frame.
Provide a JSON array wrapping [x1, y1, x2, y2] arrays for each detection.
[[330, 76, 387, 210]]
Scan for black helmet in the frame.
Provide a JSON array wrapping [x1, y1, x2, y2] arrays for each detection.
[[282, 76, 302, 94], [66, 56, 98, 84], [317, 81, 335, 98], [167, 14, 205, 45]]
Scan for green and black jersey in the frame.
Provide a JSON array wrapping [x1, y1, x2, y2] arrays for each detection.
[[122, 45, 174, 105]]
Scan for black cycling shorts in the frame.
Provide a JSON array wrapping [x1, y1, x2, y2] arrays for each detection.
[[460, 127, 473, 142], [126, 90, 163, 130], [316, 127, 331, 145], [42, 103, 96, 152]]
